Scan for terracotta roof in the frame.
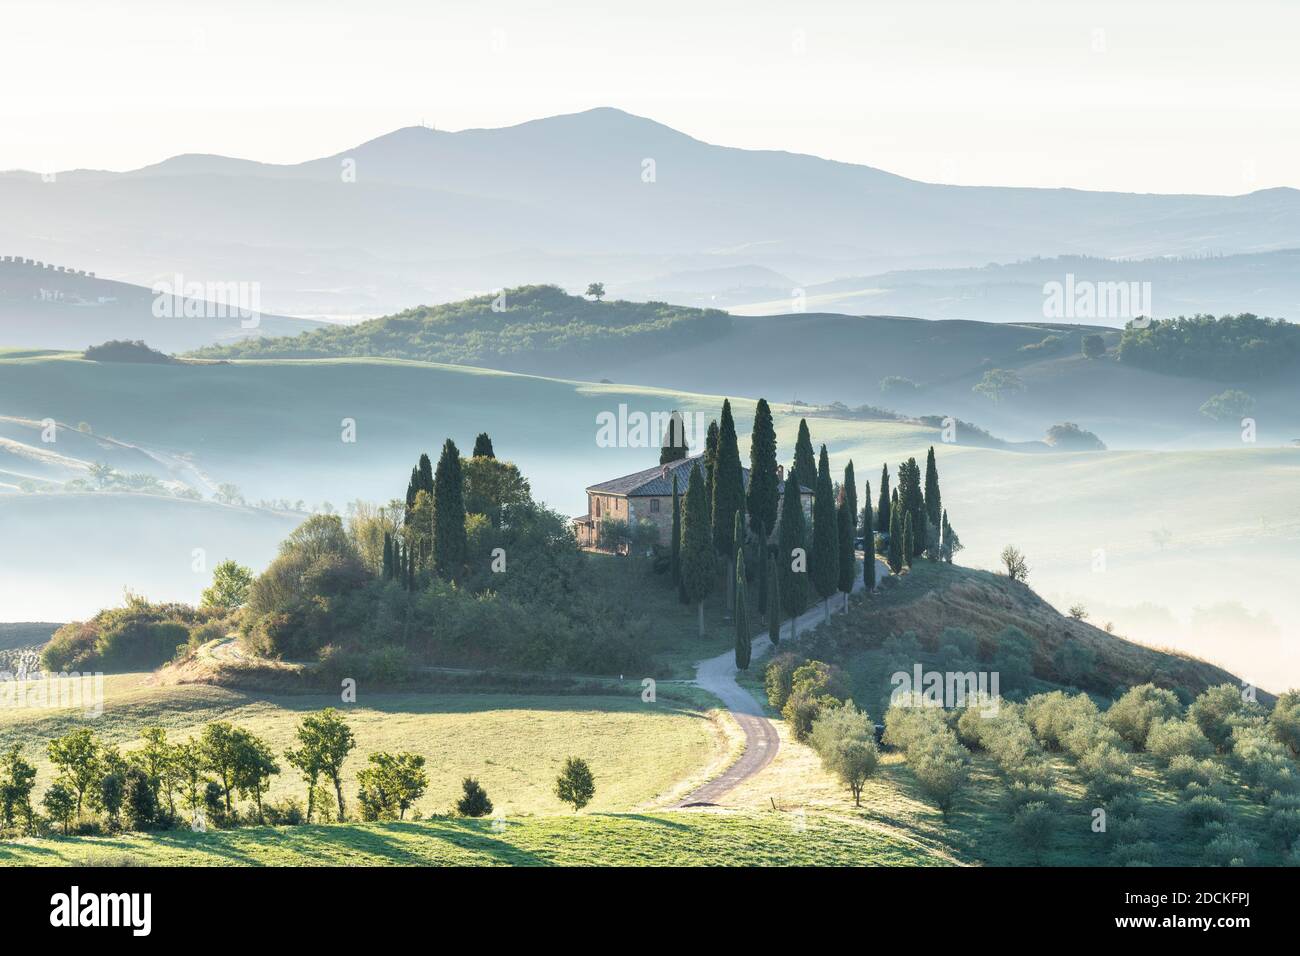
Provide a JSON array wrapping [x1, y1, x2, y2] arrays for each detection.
[[585, 454, 810, 498]]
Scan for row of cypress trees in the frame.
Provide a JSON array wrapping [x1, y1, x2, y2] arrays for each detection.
[[665, 403, 884, 660], [882, 446, 960, 574]]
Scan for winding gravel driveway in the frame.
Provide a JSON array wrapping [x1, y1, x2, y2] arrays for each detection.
[[674, 556, 887, 807]]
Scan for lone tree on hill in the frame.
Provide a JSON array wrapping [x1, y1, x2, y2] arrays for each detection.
[[746, 398, 779, 541], [432, 439, 467, 582], [555, 756, 595, 811], [712, 400, 745, 617], [1081, 334, 1107, 359], [793, 419, 817, 493], [777, 458, 808, 641], [680, 463, 715, 636], [1000, 545, 1029, 583], [836, 492, 855, 610], [734, 548, 752, 670], [584, 282, 605, 301], [923, 446, 941, 554], [660, 410, 689, 464], [811, 445, 839, 620], [472, 433, 495, 458]]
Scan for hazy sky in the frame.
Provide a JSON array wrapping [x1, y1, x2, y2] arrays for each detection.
[[4, 0, 1297, 194]]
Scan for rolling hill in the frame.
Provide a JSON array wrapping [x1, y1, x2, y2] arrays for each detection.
[[0, 349, 1294, 688], [188, 285, 1300, 447], [0, 257, 324, 351], [6, 108, 1300, 317]]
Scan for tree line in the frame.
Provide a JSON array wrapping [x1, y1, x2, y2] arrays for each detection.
[[0, 708, 601, 838]]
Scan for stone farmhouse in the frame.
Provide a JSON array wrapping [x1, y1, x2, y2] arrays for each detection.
[[573, 454, 813, 550]]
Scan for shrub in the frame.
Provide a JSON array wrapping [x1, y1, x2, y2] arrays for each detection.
[[1231, 720, 1300, 800], [456, 777, 494, 818], [555, 756, 596, 811], [1189, 684, 1256, 753], [1024, 692, 1098, 751], [1266, 793, 1300, 849], [1272, 690, 1300, 757], [1179, 794, 1230, 830], [1010, 801, 1056, 862], [764, 653, 800, 712], [1203, 830, 1258, 867], [904, 728, 970, 820], [1146, 718, 1214, 764], [1111, 840, 1160, 866], [263, 798, 306, 826], [1079, 745, 1137, 804], [809, 701, 879, 806], [1105, 684, 1182, 750], [1165, 755, 1222, 791]]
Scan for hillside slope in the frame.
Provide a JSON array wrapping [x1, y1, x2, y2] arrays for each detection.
[[189, 287, 1300, 446]]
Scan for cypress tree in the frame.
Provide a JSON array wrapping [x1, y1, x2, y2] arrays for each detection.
[[861, 478, 873, 551], [404, 466, 420, 526], [897, 457, 925, 560], [418, 453, 434, 496], [876, 464, 890, 538], [734, 548, 751, 670], [836, 496, 854, 609], [887, 494, 903, 573], [862, 495, 876, 590], [923, 446, 941, 559], [746, 398, 779, 542], [382, 532, 393, 580], [843, 460, 857, 536], [766, 554, 781, 648], [670, 473, 682, 585], [472, 433, 495, 458], [713, 400, 745, 618], [660, 411, 689, 464], [811, 445, 839, 620], [777, 459, 808, 641], [704, 420, 720, 508], [793, 419, 817, 492], [432, 438, 467, 582], [902, 512, 915, 568], [680, 463, 714, 637]]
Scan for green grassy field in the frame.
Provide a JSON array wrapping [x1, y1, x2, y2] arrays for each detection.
[[0, 809, 943, 867], [0, 677, 722, 817]]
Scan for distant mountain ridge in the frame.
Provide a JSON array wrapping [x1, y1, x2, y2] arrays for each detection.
[[4, 107, 1299, 317]]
